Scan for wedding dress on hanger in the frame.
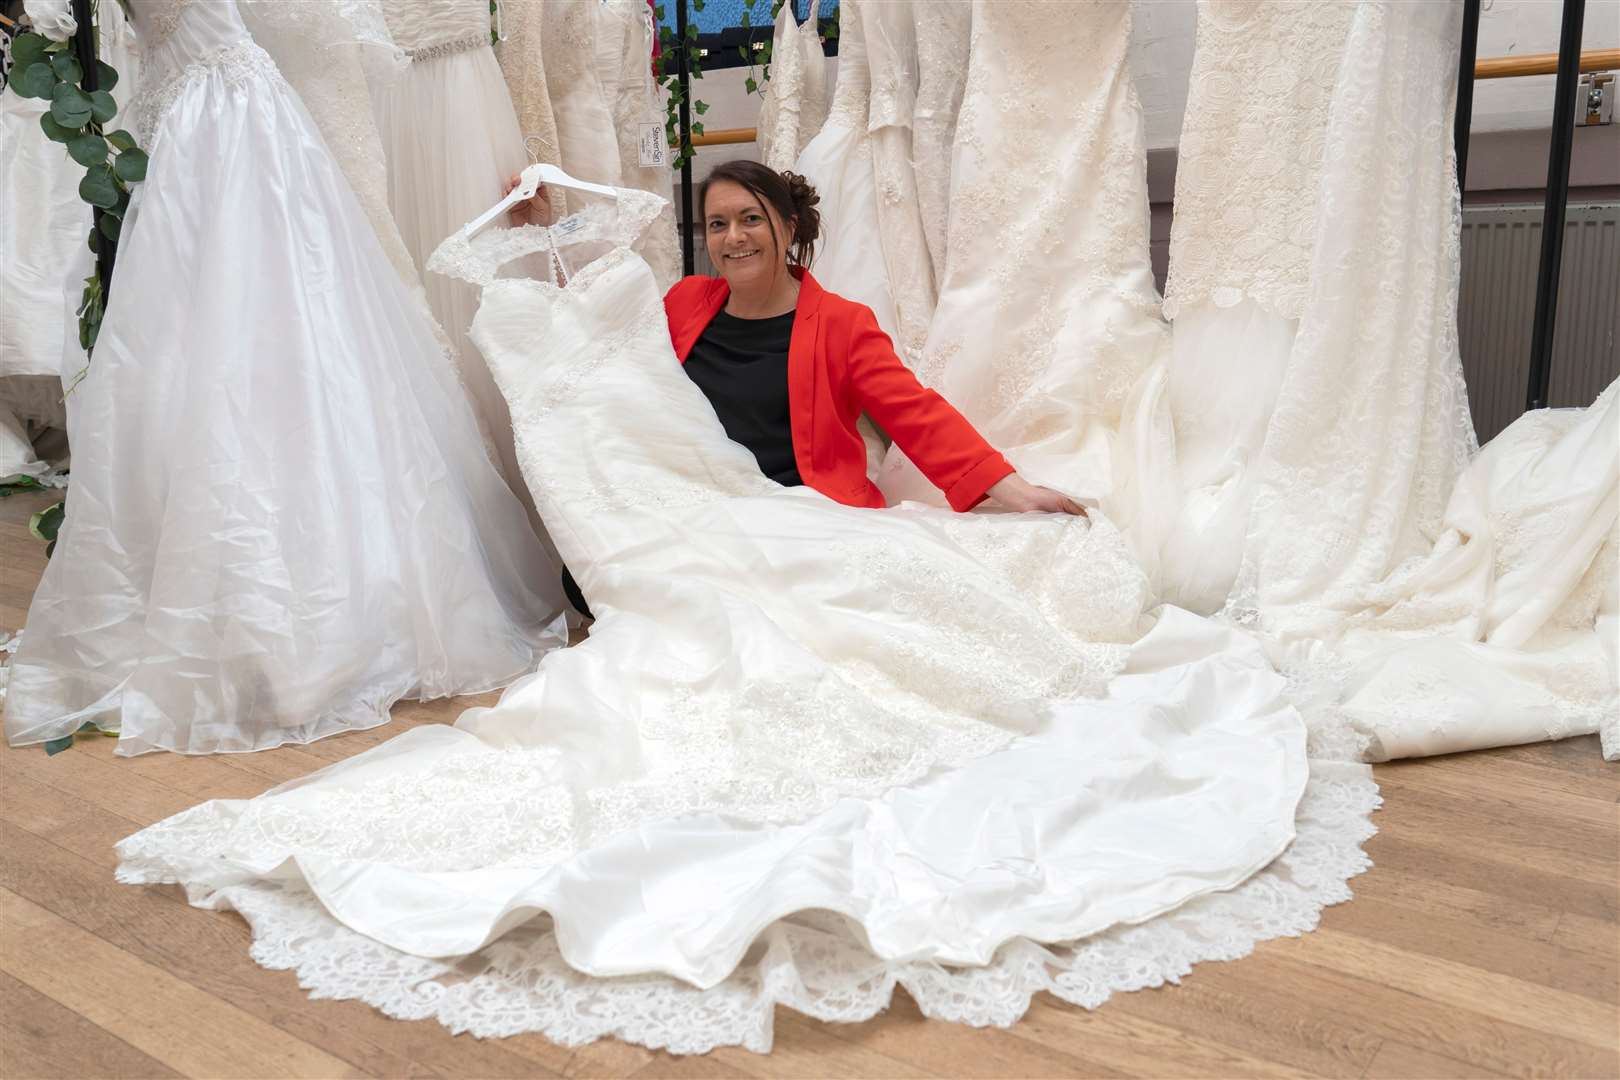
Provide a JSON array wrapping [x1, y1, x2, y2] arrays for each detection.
[[115, 183, 1377, 1051], [596, 0, 679, 289], [2, 0, 564, 755], [910, 0, 971, 280], [540, 0, 622, 198], [793, 0, 897, 339], [756, 0, 807, 171], [758, 1, 827, 174], [859, 0, 934, 366], [0, 0, 137, 482], [877, 0, 1165, 508], [495, 0, 562, 190], [1219, 0, 1475, 637], [370, 0, 535, 508], [791, 0, 893, 474], [1156, 0, 1357, 614]]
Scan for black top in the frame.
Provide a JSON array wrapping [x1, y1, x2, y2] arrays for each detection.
[[682, 308, 803, 487]]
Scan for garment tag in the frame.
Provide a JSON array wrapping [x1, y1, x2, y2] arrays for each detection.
[[638, 122, 668, 168], [552, 215, 588, 239]]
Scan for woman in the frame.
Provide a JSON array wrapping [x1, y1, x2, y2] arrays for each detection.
[[509, 162, 1081, 612]]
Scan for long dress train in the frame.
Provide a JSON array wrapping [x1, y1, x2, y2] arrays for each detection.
[[2, 0, 562, 755], [114, 187, 1377, 1051]]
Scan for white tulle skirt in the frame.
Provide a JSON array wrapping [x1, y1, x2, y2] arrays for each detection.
[[1156, 299, 1296, 613], [2, 50, 563, 755], [370, 43, 532, 506]]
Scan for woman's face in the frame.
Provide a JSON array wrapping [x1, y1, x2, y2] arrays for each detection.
[[704, 180, 791, 292]]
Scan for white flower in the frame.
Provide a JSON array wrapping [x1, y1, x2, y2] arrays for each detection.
[[24, 0, 78, 42]]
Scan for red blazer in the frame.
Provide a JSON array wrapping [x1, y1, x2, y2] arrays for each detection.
[[663, 269, 1013, 511]]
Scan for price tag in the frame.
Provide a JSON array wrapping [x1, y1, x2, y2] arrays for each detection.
[[639, 122, 668, 168]]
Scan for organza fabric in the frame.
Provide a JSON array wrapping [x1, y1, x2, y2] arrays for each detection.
[[2, 0, 564, 755]]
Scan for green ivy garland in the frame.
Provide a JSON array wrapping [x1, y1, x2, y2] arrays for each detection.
[[652, 0, 708, 170], [6, 11, 146, 361]]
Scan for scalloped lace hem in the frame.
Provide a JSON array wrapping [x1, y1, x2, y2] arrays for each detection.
[[116, 754, 1377, 1055]]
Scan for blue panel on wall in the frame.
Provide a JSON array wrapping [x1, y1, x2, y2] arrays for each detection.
[[681, 0, 837, 34]]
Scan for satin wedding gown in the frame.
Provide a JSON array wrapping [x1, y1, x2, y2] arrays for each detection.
[[2, 0, 563, 755], [115, 187, 1379, 1052]]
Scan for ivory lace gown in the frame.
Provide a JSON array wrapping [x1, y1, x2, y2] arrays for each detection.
[[2, 0, 562, 755], [877, 0, 1165, 508], [1202, 0, 1476, 636], [859, 0, 935, 366], [910, 0, 971, 280], [758, 1, 828, 174], [113, 189, 1378, 1051]]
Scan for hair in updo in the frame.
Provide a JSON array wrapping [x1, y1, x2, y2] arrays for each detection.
[[698, 160, 822, 269]]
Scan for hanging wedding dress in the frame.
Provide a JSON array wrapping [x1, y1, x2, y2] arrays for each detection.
[[1220, 0, 1476, 637], [1156, 0, 1357, 615], [859, 0, 935, 365], [793, 0, 897, 338], [540, 0, 621, 193], [757, 1, 827, 174], [756, 0, 807, 172], [2, 0, 564, 756], [910, 0, 971, 280], [495, 0, 561, 182], [370, 0, 533, 505], [596, 0, 679, 289], [237, 0, 418, 291], [877, 0, 1165, 507], [0, 0, 137, 482], [114, 186, 1379, 1052], [791, 0, 894, 473]]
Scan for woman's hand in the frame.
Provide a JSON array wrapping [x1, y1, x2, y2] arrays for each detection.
[[986, 474, 1088, 516], [505, 173, 556, 228]]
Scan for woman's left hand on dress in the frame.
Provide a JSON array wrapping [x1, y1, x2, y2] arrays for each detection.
[[986, 474, 1088, 516]]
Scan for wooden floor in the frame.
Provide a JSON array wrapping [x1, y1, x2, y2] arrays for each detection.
[[1, 485, 1615, 1080]]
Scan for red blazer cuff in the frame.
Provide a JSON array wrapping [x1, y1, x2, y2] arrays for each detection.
[[945, 454, 1016, 512]]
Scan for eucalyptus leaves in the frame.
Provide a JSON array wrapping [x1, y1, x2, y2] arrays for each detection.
[[7, 24, 145, 356]]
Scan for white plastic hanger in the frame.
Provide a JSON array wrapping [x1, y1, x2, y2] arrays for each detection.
[[461, 163, 621, 238]]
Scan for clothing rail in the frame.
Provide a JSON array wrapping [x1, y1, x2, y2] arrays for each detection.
[[673, 49, 1620, 153], [1475, 47, 1618, 79]]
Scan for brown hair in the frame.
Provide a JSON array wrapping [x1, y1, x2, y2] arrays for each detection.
[[698, 160, 822, 269]]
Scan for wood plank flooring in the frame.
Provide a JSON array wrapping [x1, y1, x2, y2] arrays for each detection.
[[1, 486, 1616, 1078]]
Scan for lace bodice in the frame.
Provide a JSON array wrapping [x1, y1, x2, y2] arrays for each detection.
[[1163, 1, 1357, 321], [823, 0, 869, 127], [427, 189, 666, 289], [380, 0, 488, 55]]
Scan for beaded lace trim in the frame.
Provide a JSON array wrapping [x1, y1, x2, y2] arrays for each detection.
[[406, 32, 487, 62]]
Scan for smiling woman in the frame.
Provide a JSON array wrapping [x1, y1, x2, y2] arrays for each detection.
[[507, 159, 1083, 618]]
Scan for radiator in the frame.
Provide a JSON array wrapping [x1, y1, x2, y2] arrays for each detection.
[[1459, 202, 1620, 442]]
